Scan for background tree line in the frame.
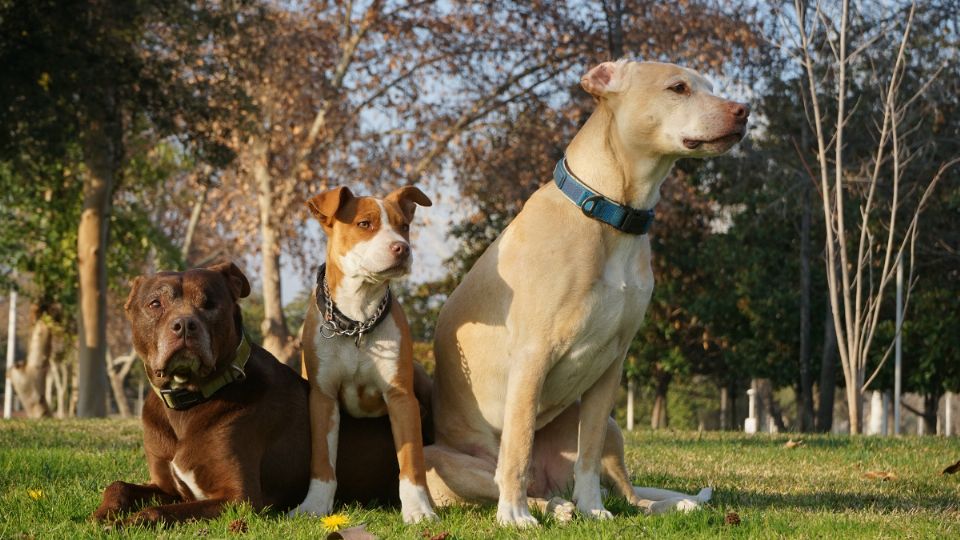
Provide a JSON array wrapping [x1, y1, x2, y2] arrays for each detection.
[[1, 0, 956, 433]]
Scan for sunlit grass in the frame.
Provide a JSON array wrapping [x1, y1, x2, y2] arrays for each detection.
[[1, 419, 958, 538]]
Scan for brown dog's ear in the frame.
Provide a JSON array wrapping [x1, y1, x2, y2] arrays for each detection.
[[386, 186, 432, 221], [124, 276, 144, 313], [208, 261, 251, 300], [581, 60, 629, 98], [306, 186, 354, 227]]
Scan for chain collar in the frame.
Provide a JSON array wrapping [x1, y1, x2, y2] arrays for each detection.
[[315, 263, 392, 347]]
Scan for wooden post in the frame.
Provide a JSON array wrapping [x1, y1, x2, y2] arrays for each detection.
[[4, 288, 17, 419], [745, 388, 758, 434]]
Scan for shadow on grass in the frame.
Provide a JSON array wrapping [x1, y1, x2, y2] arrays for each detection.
[[718, 487, 957, 513]]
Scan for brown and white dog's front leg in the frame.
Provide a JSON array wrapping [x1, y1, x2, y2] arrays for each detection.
[[385, 386, 437, 523], [291, 386, 340, 517], [572, 356, 624, 519]]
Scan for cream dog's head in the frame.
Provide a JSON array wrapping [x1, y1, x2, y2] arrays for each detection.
[[581, 60, 749, 159]]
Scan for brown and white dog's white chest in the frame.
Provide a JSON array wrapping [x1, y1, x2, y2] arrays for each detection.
[[308, 307, 402, 418]]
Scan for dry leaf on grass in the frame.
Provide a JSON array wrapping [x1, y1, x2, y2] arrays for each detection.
[[863, 470, 897, 481], [725, 511, 741, 525], [941, 460, 960, 475], [327, 525, 377, 540], [228, 518, 248, 534], [784, 439, 804, 449]]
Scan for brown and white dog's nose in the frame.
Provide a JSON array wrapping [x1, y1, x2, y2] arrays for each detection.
[[170, 316, 200, 339], [390, 241, 410, 259], [730, 102, 750, 121]]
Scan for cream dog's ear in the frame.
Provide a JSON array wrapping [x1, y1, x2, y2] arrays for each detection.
[[581, 59, 629, 98], [386, 186, 432, 221], [306, 186, 355, 228]]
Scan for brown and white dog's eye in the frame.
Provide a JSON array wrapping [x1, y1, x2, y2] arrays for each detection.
[[357, 220, 372, 229], [668, 82, 689, 95], [400, 223, 410, 232]]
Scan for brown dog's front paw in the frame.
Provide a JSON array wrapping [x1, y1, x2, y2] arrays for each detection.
[[91, 481, 132, 522], [122, 507, 166, 528]]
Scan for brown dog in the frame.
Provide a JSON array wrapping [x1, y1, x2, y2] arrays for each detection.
[[92, 262, 426, 525]]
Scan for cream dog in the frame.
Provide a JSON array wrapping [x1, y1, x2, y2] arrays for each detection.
[[425, 60, 748, 526]]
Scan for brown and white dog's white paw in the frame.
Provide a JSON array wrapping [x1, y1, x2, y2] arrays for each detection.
[[496, 500, 539, 528], [399, 479, 437, 524], [288, 479, 336, 518]]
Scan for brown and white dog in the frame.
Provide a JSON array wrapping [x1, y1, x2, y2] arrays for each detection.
[[92, 263, 430, 526], [424, 60, 748, 526], [292, 186, 437, 524]]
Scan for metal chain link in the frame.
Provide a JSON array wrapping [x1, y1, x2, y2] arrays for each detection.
[[319, 272, 390, 346]]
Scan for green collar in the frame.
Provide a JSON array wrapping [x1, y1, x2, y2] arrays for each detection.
[[150, 332, 251, 410]]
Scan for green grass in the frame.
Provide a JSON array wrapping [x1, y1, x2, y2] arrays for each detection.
[[1, 419, 958, 539]]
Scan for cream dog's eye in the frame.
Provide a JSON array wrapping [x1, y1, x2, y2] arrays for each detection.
[[357, 220, 371, 229], [668, 82, 688, 94]]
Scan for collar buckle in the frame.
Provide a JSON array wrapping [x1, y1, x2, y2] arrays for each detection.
[[159, 387, 204, 410]]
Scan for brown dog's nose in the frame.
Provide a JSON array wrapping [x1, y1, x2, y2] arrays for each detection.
[[731, 102, 750, 120], [170, 316, 199, 339], [390, 241, 410, 259]]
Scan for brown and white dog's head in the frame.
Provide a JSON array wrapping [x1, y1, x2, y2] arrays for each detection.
[[581, 60, 749, 158], [124, 262, 250, 391], [307, 186, 432, 282]]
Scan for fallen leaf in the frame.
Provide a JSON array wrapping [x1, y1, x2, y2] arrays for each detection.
[[725, 511, 741, 526], [784, 439, 804, 449], [327, 525, 377, 540], [228, 518, 248, 534], [863, 470, 897, 481], [941, 460, 960, 475]]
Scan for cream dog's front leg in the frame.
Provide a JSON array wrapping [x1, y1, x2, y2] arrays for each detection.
[[495, 350, 549, 527], [573, 357, 624, 519]]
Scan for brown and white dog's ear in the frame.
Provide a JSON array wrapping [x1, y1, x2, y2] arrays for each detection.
[[208, 261, 251, 300], [581, 60, 629, 98], [124, 276, 144, 314], [386, 186, 432, 221], [306, 186, 354, 227]]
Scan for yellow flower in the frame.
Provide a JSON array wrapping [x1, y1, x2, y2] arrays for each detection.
[[320, 513, 350, 532], [27, 489, 44, 501]]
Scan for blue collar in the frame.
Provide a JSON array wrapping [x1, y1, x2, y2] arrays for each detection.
[[553, 158, 655, 235]]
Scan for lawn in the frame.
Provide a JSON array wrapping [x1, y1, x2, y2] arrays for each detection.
[[1, 419, 958, 539]]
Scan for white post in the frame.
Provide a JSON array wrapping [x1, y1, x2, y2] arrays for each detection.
[[946, 392, 953, 437], [626, 378, 635, 431], [894, 254, 903, 435], [744, 388, 758, 434], [4, 288, 17, 419], [867, 390, 884, 435]]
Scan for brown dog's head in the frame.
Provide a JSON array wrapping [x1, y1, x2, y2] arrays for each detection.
[[581, 60, 749, 158], [306, 186, 432, 282], [124, 262, 251, 392]]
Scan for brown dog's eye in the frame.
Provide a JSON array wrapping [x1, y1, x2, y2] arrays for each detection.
[[148, 299, 161, 309], [668, 82, 688, 94], [357, 220, 371, 229]]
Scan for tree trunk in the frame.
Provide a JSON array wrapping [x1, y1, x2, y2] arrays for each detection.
[[603, 0, 625, 59], [106, 349, 137, 418], [921, 392, 940, 435], [758, 378, 787, 432], [252, 136, 296, 369], [10, 312, 52, 418], [798, 183, 814, 431], [846, 380, 864, 434], [180, 180, 210, 267], [720, 383, 730, 430], [77, 92, 119, 418], [816, 295, 838, 432], [650, 369, 671, 430]]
